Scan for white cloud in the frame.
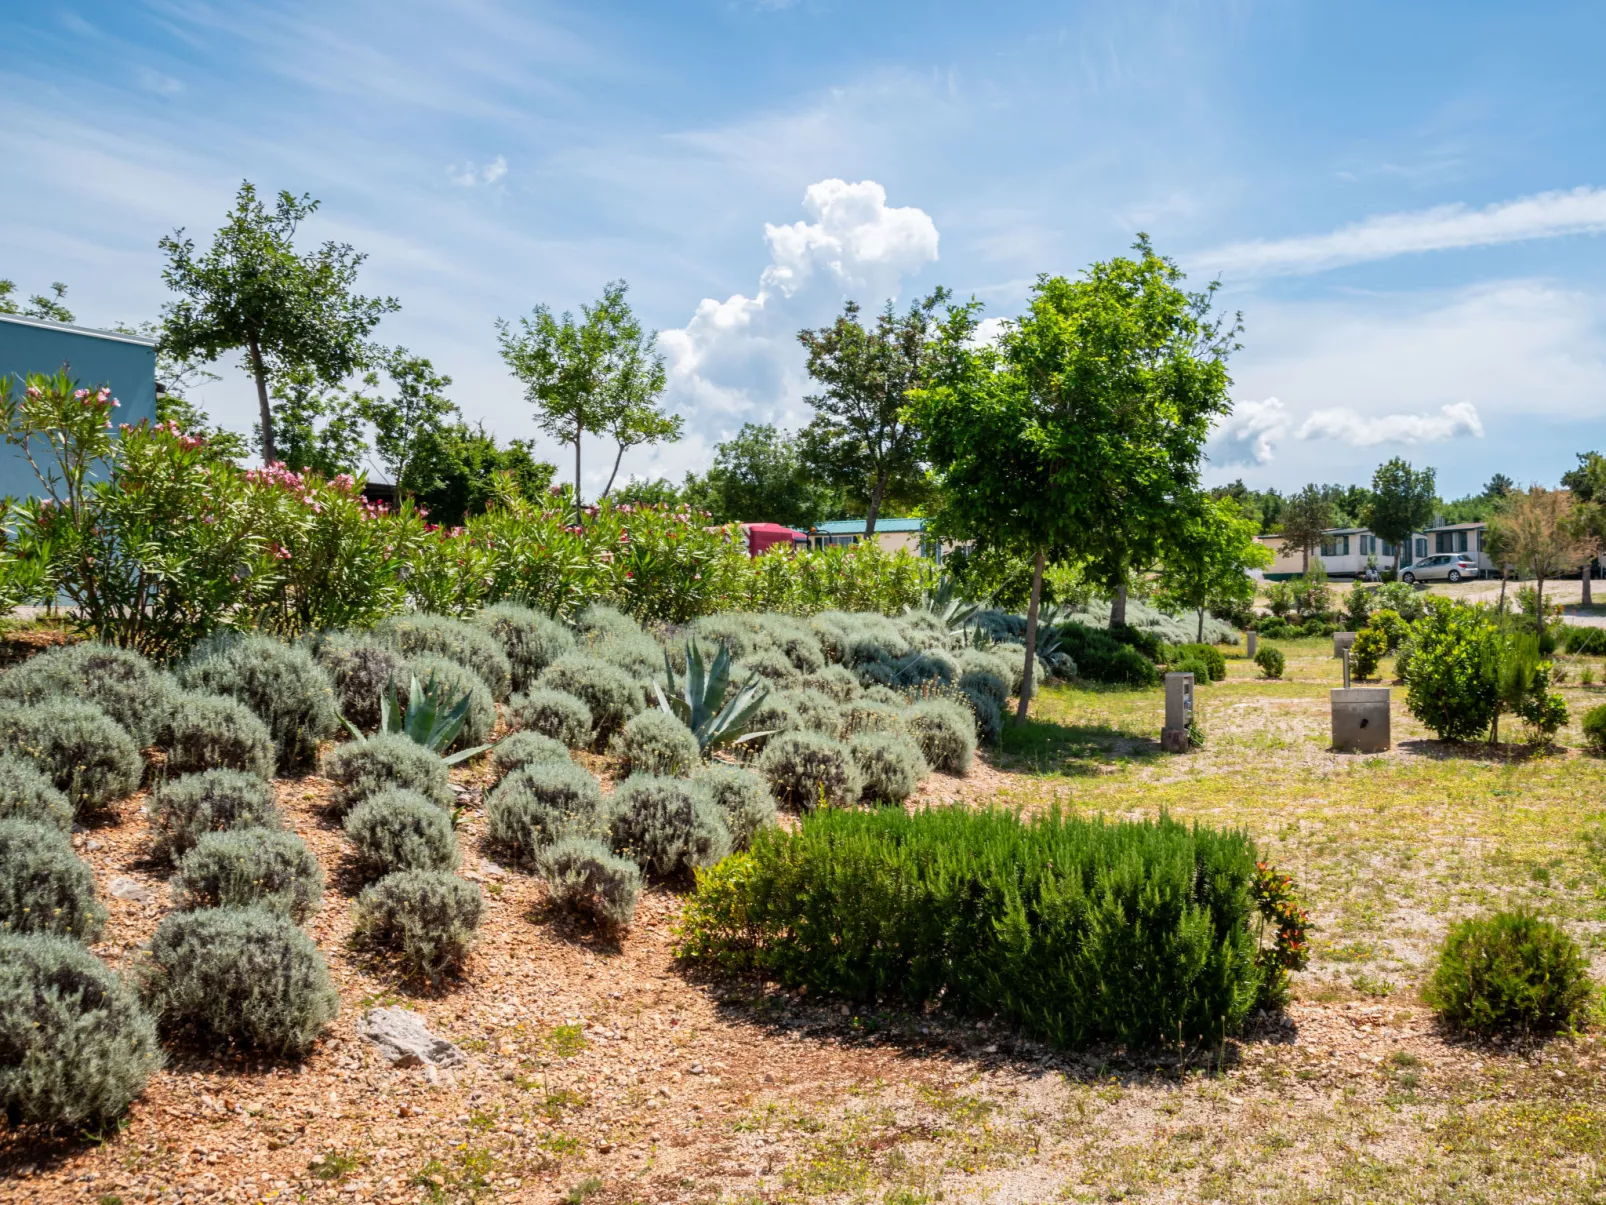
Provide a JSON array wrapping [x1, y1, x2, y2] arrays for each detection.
[[1196, 186, 1606, 277], [760, 179, 939, 298], [1296, 401, 1484, 447], [1213, 396, 1288, 464], [447, 155, 508, 187], [137, 68, 184, 97]]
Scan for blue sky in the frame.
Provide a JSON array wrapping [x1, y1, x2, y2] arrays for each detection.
[[4, 0, 1605, 501]]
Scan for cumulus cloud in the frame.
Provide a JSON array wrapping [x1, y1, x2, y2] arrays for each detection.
[[1296, 402, 1484, 447], [1213, 396, 1288, 464], [447, 155, 508, 186]]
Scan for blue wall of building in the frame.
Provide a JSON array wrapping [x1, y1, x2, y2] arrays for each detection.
[[0, 315, 158, 499]]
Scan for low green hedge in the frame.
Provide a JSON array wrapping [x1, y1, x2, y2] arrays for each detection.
[[677, 805, 1294, 1049]]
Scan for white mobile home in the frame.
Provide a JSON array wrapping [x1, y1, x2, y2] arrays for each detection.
[[1259, 521, 1493, 580]]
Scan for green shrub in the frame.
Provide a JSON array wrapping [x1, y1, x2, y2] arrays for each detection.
[[150, 770, 280, 861], [0, 642, 177, 748], [693, 765, 776, 852], [1425, 910, 1594, 1036], [178, 634, 339, 773], [964, 688, 1003, 745], [620, 709, 701, 777], [801, 665, 860, 703], [306, 632, 410, 733], [0, 819, 106, 939], [1351, 626, 1388, 680], [678, 806, 1270, 1049], [354, 870, 483, 980], [376, 613, 512, 700], [0, 699, 142, 814], [0, 933, 161, 1128], [508, 688, 593, 749], [344, 788, 459, 878], [1563, 624, 1606, 655], [850, 732, 926, 803], [734, 649, 801, 686], [1254, 646, 1285, 679], [758, 731, 862, 810], [490, 730, 570, 779], [1403, 600, 1502, 742], [607, 775, 731, 879], [1369, 608, 1411, 652], [537, 656, 644, 745], [0, 753, 73, 832], [1584, 703, 1606, 755], [842, 698, 908, 738], [321, 732, 453, 813], [166, 691, 275, 779], [145, 906, 339, 1054], [905, 699, 975, 775], [536, 837, 642, 929], [485, 761, 605, 860], [1174, 655, 1212, 684], [784, 688, 846, 739], [474, 603, 575, 692], [1177, 643, 1226, 682], [404, 652, 496, 748], [1056, 623, 1159, 687], [171, 829, 323, 921], [958, 668, 1008, 708], [958, 648, 1020, 694]]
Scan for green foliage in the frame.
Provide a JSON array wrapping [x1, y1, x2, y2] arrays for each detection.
[[344, 788, 460, 878], [0, 753, 74, 832], [620, 709, 701, 777], [537, 656, 644, 745], [1254, 646, 1285, 679], [1563, 625, 1606, 656], [485, 762, 606, 861], [321, 731, 453, 813], [1426, 911, 1594, 1036], [0, 642, 177, 748], [1176, 643, 1226, 682], [354, 870, 483, 981], [377, 614, 512, 701], [1404, 600, 1502, 741], [145, 906, 340, 1054], [474, 603, 575, 692], [1054, 623, 1159, 687], [1173, 656, 1211, 685], [401, 422, 556, 529], [490, 730, 570, 779], [757, 731, 863, 810], [655, 636, 773, 757], [782, 687, 847, 739], [734, 649, 801, 685], [0, 699, 142, 815], [307, 632, 411, 733], [166, 691, 275, 779], [679, 422, 840, 530], [394, 655, 495, 750], [958, 667, 1008, 708], [0, 933, 161, 1129], [849, 732, 927, 803], [904, 700, 976, 775], [607, 775, 731, 879], [692, 765, 777, 852], [0, 819, 106, 939], [1351, 626, 1388, 680], [179, 633, 340, 774], [677, 806, 1271, 1049], [802, 664, 861, 702], [536, 837, 643, 929], [508, 688, 592, 749], [151, 770, 280, 861], [171, 829, 324, 921], [1365, 457, 1437, 556]]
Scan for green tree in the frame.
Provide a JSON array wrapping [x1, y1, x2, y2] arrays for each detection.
[[1562, 452, 1605, 502], [402, 422, 556, 527], [0, 279, 74, 323], [110, 319, 246, 460], [1488, 486, 1593, 638], [611, 477, 684, 508], [1156, 496, 1273, 641], [1277, 484, 1335, 573], [262, 365, 367, 478], [1484, 472, 1515, 498], [358, 349, 457, 491], [796, 290, 949, 535], [1364, 458, 1437, 572], [680, 423, 838, 529], [158, 182, 398, 465]]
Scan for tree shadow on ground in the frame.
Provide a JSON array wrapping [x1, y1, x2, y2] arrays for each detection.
[[996, 715, 1162, 776], [1395, 738, 1567, 765]]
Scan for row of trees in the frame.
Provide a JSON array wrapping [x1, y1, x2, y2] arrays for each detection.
[[1216, 473, 1518, 539]]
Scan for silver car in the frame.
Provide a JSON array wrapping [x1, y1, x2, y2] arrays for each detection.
[[1400, 554, 1479, 584]]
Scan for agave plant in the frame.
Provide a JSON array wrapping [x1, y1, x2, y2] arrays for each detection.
[[908, 576, 979, 632], [653, 636, 772, 756], [342, 673, 491, 766]]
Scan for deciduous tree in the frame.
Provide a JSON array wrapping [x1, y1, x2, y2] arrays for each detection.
[[1277, 485, 1334, 574], [1156, 496, 1273, 642], [1364, 458, 1436, 572], [680, 423, 838, 529], [1488, 485, 1592, 639]]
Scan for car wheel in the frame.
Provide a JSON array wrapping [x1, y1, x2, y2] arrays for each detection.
[[1401, 572, 1415, 584], [1448, 569, 1462, 583]]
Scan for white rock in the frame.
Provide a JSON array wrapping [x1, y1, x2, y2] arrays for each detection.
[[357, 1007, 467, 1068], [108, 876, 154, 903]]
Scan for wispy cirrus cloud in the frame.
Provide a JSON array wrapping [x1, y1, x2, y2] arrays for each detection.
[[447, 155, 508, 187]]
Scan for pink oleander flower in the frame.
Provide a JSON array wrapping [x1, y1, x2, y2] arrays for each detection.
[[25, 386, 40, 399], [74, 389, 88, 400]]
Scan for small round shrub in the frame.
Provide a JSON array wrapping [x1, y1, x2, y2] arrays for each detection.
[[0, 819, 106, 939], [758, 731, 863, 810], [963, 688, 1003, 746], [785, 688, 846, 739], [354, 870, 483, 980], [490, 730, 570, 779], [607, 775, 731, 879], [849, 732, 927, 804], [344, 788, 459, 878], [474, 603, 575, 692], [958, 667, 1008, 708], [0, 699, 142, 815], [537, 656, 644, 745], [578, 602, 645, 642], [145, 906, 339, 1054], [1254, 645, 1286, 680], [376, 613, 513, 700], [1103, 644, 1160, 688], [1178, 643, 1227, 682], [508, 688, 593, 749], [693, 765, 776, 851], [0, 933, 161, 1128], [536, 836, 642, 929], [0, 642, 177, 748], [905, 699, 976, 775], [1351, 626, 1388, 680], [150, 769, 280, 861], [485, 761, 606, 860], [1174, 655, 1212, 684], [404, 653, 496, 748], [1583, 703, 1606, 756], [1425, 910, 1594, 1036], [577, 604, 661, 679], [746, 693, 802, 746], [165, 691, 275, 780], [0, 753, 73, 832], [801, 664, 860, 703], [843, 698, 908, 738], [734, 649, 800, 686], [178, 634, 339, 774], [307, 632, 410, 733], [862, 684, 909, 708], [321, 732, 453, 813], [171, 829, 323, 922], [900, 649, 957, 686], [620, 709, 701, 777], [854, 658, 897, 689]]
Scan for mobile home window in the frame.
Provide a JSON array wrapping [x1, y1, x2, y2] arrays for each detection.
[[1476, 528, 1485, 551], [1456, 530, 1468, 553], [1415, 538, 1428, 559]]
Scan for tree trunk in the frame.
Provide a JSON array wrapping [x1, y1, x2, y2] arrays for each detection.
[[1110, 582, 1128, 628], [1197, 608, 1205, 643], [1536, 575, 1546, 641], [248, 337, 274, 465], [573, 424, 584, 527], [1018, 548, 1045, 721], [1302, 543, 1310, 573], [1584, 562, 1594, 608], [864, 471, 889, 539], [1498, 570, 1508, 614], [599, 442, 627, 501], [1490, 708, 1500, 746]]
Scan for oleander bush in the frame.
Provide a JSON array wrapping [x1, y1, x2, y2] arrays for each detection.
[[1254, 646, 1286, 680], [485, 761, 606, 860], [490, 730, 571, 779], [678, 805, 1275, 1049], [0, 753, 74, 832], [165, 691, 275, 779], [0, 642, 177, 748], [1585, 703, 1606, 755], [537, 656, 645, 745], [620, 709, 701, 777], [145, 906, 339, 1055], [474, 602, 576, 692], [693, 765, 777, 852], [178, 633, 340, 773], [758, 731, 863, 810], [306, 632, 411, 733], [508, 688, 593, 749], [344, 788, 460, 878], [353, 870, 483, 981], [850, 732, 927, 804], [536, 837, 643, 930], [1425, 910, 1594, 1036], [607, 775, 731, 880], [150, 769, 280, 861], [403, 652, 496, 748], [904, 699, 976, 775], [171, 829, 323, 921], [0, 699, 143, 814], [376, 613, 513, 700], [801, 665, 860, 703], [0, 818, 107, 939], [0, 933, 161, 1129], [321, 731, 453, 812]]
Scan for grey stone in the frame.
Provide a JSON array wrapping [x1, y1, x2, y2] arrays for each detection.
[[1246, 631, 1258, 659], [108, 876, 154, 903], [1333, 631, 1357, 658], [357, 1006, 467, 1068], [1331, 687, 1390, 753]]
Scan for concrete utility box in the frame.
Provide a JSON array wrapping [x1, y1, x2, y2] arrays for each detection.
[[1246, 631, 1258, 659], [1333, 631, 1357, 659], [1331, 687, 1390, 753], [1161, 672, 1194, 753]]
